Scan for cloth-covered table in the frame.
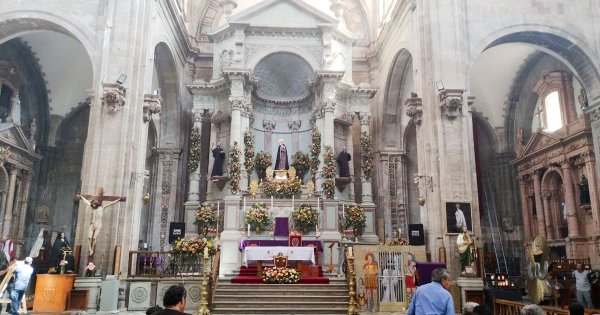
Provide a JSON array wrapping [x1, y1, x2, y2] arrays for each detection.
[[415, 262, 446, 285], [239, 239, 323, 251], [243, 246, 315, 267]]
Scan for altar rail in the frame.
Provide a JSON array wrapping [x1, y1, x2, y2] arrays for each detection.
[[493, 299, 600, 315], [127, 250, 209, 278]]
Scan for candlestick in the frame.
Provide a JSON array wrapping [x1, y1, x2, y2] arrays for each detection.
[[292, 195, 295, 209], [348, 246, 353, 258], [248, 224, 251, 236], [216, 202, 220, 236], [342, 204, 345, 219], [204, 246, 209, 258], [271, 196, 274, 211]]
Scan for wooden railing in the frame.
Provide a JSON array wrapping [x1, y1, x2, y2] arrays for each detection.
[[208, 249, 221, 308], [494, 299, 600, 315]]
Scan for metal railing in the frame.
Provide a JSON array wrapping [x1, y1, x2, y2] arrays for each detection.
[[494, 299, 600, 315], [127, 250, 207, 277]]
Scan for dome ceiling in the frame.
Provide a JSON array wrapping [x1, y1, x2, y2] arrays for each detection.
[[253, 52, 315, 102]]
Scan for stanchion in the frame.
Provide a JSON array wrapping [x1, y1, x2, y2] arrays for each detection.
[[198, 249, 211, 315], [346, 249, 359, 315]]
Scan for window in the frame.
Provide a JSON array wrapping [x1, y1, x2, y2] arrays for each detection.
[[544, 91, 562, 132]]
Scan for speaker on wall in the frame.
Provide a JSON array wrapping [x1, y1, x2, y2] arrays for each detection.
[[169, 222, 185, 244], [408, 223, 425, 245]]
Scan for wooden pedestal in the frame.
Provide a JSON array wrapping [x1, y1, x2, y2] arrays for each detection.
[[33, 274, 76, 313]]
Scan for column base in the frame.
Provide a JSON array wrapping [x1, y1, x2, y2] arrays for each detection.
[[74, 277, 103, 313], [219, 230, 243, 276]]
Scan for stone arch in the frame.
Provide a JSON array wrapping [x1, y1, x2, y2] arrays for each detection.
[[541, 166, 564, 191], [154, 42, 183, 148], [470, 27, 600, 105], [246, 46, 320, 73], [472, 112, 499, 155], [381, 48, 413, 150], [344, 0, 371, 44]]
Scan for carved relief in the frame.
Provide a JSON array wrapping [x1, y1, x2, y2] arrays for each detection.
[[143, 94, 161, 122], [439, 89, 464, 120], [359, 112, 372, 126], [101, 83, 126, 112], [322, 99, 336, 113], [131, 287, 149, 303], [192, 110, 204, 124], [241, 101, 253, 118], [219, 49, 234, 70], [335, 112, 353, 125], [288, 120, 301, 131], [159, 151, 174, 250], [230, 98, 244, 111], [211, 111, 229, 124], [263, 120, 276, 131], [405, 97, 423, 125], [0, 147, 11, 165]]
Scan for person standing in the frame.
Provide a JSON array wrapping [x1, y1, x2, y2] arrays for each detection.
[[406, 268, 455, 315], [572, 263, 593, 308], [152, 285, 190, 315], [11, 257, 33, 315]]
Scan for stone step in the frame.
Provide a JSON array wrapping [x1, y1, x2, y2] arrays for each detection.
[[213, 300, 348, 308], [215, 289, 348, 296], [212, 307, 347, 314], [215, 294, 348, 301]]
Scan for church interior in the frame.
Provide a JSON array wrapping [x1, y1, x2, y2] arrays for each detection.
[[0, 0, 600, 313]]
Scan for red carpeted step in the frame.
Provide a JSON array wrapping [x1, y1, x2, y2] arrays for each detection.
[[232, 266, 329, 284]]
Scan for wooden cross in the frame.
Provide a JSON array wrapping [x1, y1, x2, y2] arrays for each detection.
[[78, 187, 126, 207]]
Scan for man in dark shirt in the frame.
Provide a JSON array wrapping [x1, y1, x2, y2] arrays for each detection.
[[152, 285, 191, 315]]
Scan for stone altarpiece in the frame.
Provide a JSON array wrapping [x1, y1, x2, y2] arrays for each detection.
[[185, 0, 379, 275]]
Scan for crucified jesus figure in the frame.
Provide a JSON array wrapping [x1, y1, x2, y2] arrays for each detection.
[[76, 188, 126, 257]]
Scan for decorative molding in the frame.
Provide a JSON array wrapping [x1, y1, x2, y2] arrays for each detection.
[[359, 112, 372, 126], [288, 120, 301, 131], [335, 112, 353, 126], [159, 150, 175, 251], [101, 83, 126, 112], [322, 99, 336, 113], [143, 94, 161, 122], [241, 101, 253, 118], [230, 98, 244, 111], [211, 110, 229, 124], [439, 89, 464, 120], [405, 97, 423, 125], [263, 120, 276, 131]]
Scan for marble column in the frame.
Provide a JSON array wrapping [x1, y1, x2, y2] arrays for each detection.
[[541, 191, 554, 240], [289, 120, 301, 152], [263, 120, 275, 152], [1, 166, 18, 237], [560, 160, 580, 237], [187, 110, 204, 202], [359, 112, 373, 203], [518, 176, 531, 242], [532, 171, 546, 238]]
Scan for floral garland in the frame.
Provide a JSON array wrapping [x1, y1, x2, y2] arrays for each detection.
[[291, 151, 310, 179], [228, 141, 242, 194], [291, 204, 318, 230], [173, 237, 217, 256], [187, 128, 201, 173], [344, 204, 366, 229], [309, 128, 321, 177], [262, 267, 300, 284], [244, 203, 272, 228], [243, 130, 255, 176], [321, 145, 335, 199], [262, 178, 302, 198], [194, 203, 216, 229], [254, 151, 272, 179], [361, 131, 374, 181]]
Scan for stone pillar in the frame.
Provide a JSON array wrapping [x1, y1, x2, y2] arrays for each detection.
[[560, 160, 580, 237], [541, 191, 554, 240], [263, 120, 275, 152], [532, 171, 546, 238], [15, 171, 32, 252], [1, 166, 18, 237], [156, 149, 180, 251], [289, 120, 301, 152], [518, 176, 531, 242], [581, 151, 600, 230], [187, 110, 203, 203], [359, 112, 373, 204]]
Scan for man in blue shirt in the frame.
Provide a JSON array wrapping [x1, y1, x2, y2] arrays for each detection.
[[11, 257, 33, 315], [406, 268, 455, 315]]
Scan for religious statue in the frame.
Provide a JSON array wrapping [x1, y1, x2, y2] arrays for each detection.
[[77, 188, 126, 256], [337, 147, 352, 178], [454, 203, 467, 233], [49, 232, 75, 273], [579, 174, 591, 205], [363, 252, 378, 312], [275, 139, 289, 170], [211, 143, 225, 177], [456, 228, 475, 274]]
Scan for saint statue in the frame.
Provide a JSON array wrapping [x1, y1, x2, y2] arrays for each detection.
[[456, 228, 475, 274], [579, 174, 591, 205], [274, 139, 289, 170], [211, 143, 225, 177], [49, 232, 75, 273], [337, 147, 352, 178]]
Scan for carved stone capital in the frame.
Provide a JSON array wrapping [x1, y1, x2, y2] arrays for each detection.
[[230, 98, 244, 111], [192, 110, 204, 124], [585, 105, 600, 128], [101, 83, 126, 112], [405, 97, 423, 125], [314, 103, 325, 119], [288, 120, 301, 131], [143, 94, 162, 122], [241, 101, 253, 118], [211, 110, 229, 124], [0, 147, 11, 165], [335, 112, 353, 126], [559, 158, 572, 169], [359, 112, 372, 126], [322, 98, 336, 113], [263, 120, 276, 131], [439, 89, 464, 120]]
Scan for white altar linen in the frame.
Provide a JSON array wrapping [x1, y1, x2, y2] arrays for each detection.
[[243, 246, 315, 267]]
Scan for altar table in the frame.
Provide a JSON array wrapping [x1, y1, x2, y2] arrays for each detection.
[[239, 239, 323, 251], [243, 246, 315, 267]]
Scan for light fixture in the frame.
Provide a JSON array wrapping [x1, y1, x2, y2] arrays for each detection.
[[116, 74, 127, 85], [435, 80, 444, 91]]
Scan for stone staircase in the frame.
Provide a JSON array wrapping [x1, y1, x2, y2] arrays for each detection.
[[212, 275, 349, 314]]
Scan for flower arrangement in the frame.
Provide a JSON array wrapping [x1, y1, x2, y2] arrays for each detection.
[[194, 203, 216, 229], [244, 203, 272, 229], [85, 262, 96, 277], [187, 128, 201, 173], [262, 266, 301, 284], [254, 151, 272, 180], [385, 237, 410, 246], [291, 204, 319, 230], [228, 141, 242, 194], [309, 129, 321, 177], [291, 151, 310, 179], [321, 145, 336, 199], [361, 131, 374, 181], [262, 177, 302, 198], [243, 130, 255, 175], [173, 237, 217, 256], [345, 204, 366, 229]]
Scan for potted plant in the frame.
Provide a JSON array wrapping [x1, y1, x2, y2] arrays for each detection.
[[244, 203, 272, 233], [291, 204, 318, 234], [345, 204, 366, 237], [194, 203, 216, 236]]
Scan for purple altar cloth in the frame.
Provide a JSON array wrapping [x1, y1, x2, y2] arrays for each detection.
[[274, 217, 289, 237], [239, 239, 323, 252], [415, 262, 446, 285]]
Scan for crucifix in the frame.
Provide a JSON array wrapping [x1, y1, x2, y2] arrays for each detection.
[[76, 187, 126, 258], [534, 105, 545, 130]]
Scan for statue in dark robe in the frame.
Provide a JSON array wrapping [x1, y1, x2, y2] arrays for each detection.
[[49, 232, 75, 273], [211, 143, 225, 177], [579, 174, 591, 205], [337, 148, 352, 178], [274, 139, 289, 170]]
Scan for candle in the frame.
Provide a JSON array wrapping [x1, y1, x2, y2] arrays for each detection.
[[348, 246, 353, 257], [216, 202, 220, 235], [342, 204, 345, 219], [292, 195, 295, 209], [244, 197, 246, 212], [248, 224, 251, 236], [204, 246, 209, 258], [271, 196, 274, 211], [317, 197, 320, 210]]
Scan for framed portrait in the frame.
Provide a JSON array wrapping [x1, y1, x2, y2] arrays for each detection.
[[445, 202, 472, 234]]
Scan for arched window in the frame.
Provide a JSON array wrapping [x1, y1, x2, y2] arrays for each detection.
[[533, 71, 577, 133], [544, 91, 562, 132]]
